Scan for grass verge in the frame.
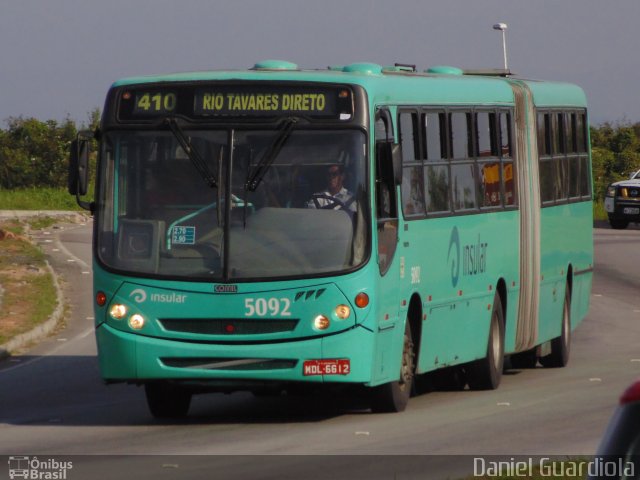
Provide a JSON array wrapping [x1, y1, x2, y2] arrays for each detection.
[[0, 187, 81, 210], [0, 218, 57, 345]]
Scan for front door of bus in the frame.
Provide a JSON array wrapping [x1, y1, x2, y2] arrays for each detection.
[[373, 108, 402, 383]]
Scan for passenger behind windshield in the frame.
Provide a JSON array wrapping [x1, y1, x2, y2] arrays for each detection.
[[306, 164, 356, 213]]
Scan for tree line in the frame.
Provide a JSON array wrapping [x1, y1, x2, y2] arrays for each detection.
[[590, 122, 640, 200], [1, 113, 639, 203], [0, 110, 99, 190]]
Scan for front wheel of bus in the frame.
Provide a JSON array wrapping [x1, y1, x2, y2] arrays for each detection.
[[370, 321, 415, 413], [540, 287, 571, 368], [467, 293, 505, 390], [145, 383, 192, 419]]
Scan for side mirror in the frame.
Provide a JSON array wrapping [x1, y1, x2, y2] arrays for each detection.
[[68, 130, 94, 210]]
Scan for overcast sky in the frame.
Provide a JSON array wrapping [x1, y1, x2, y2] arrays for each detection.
[[1, 0, 638, 126]]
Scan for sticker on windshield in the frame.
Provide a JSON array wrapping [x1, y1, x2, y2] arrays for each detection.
[[172, 226, 196, 245]]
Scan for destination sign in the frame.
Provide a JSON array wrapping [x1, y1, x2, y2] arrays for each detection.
[[117, 84, 353, 121]]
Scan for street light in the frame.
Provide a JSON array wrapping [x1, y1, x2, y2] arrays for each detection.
[[493, 23, 508, 71]]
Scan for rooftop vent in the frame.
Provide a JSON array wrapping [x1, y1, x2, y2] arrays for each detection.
[[425, 66, 464, 75], [342, 63, 383, 75], [253, 60, 298, 71]]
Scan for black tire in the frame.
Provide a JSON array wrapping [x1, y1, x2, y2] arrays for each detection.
[[371, 321, 415, 413], [540, 287, 571, 368], [467, 293, 505, 390], [145, 383, 192, 419], [609, 218, 629, 229], [509, 348, 538, 369]]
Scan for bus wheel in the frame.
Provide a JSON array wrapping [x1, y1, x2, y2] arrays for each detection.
[[467, 293, 504, 390], [370, 321, 415, 413], [145, 383, 192, 418], [540, 287, 571, 368]]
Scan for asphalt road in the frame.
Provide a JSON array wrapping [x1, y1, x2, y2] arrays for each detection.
[[1, 221, 639, 479]]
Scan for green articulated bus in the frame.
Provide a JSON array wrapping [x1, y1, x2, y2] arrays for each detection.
[[69, 60, 593, 418]]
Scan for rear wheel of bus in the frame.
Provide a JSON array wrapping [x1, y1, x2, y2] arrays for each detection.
[[370, 320, 415, 413], [145, 383, 192, 418], [467, 293, 505, 390]]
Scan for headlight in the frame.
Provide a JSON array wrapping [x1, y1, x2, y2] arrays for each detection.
[[109, 304, 127, 319], [606, 185, 616, 197], [313, 315, 330, 330], [128, 314, 146, 330]]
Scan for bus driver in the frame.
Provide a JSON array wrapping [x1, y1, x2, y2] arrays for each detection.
[[306, 164, 356, 213]]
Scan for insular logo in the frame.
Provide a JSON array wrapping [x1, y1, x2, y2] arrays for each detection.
[[447, 226, 461, 288], [129, 288, 147, 303]]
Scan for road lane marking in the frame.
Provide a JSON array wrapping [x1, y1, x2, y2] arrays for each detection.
[[0, 327, 95, 374]]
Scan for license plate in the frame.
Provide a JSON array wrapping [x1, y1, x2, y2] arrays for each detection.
[[623, 207, 639, 215], [303, 359, 350, 376]]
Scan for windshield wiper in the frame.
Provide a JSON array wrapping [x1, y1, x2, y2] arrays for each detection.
[[165, 117, 217, 188], [245, 117, 298, 192]]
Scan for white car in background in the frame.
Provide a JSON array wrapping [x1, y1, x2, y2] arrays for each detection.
[[605, 170, 640, 229]]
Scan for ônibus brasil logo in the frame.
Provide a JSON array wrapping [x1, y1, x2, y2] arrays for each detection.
[[8, 456, 73, 479]]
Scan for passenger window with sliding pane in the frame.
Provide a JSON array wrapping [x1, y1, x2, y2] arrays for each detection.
[[451, 112, 471, 159], [425, 112, 446, 161], [555, 157, 568, 201], [402, 167, 426, 216], [579, 157, 591, 198], [451, 163, 478, 210], [477, 112, 497, 157], [399, 111, 425, 217], [480, 161, 501, 207], [539, 159, 556, 203], [424, 165, 450, 213], [499, 112, 512, 158], [576, 114, 587, 153], [568, 157, 580, 199], [503, 162, 515, 206], [537, 113, 548, 156], [553, 113, 564, 155]]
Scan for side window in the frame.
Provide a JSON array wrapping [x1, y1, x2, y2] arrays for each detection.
[[568, 113, 580, 199], [477, 111, 501, 208], [537, 113, 548, 156], [450, 111, 477, 211], [424, 111, 450, 213], [538, 111, 556, 204], [399, 111, 426, 217], [451, 112, 471, 159], [500, 112, 515, 206], [476, 112, 497, 157], [451, 163, 478, 210]]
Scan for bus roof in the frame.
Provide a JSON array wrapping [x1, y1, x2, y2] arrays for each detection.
[[111, 61, 588, 109]]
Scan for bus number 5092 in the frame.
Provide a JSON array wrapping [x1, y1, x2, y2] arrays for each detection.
[[244, 298, 292, 317]]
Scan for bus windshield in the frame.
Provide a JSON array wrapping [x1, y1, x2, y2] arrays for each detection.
[[97, 127, 369, 281]]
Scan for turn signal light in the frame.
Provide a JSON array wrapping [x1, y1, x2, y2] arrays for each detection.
[[355, 292, 369, 308], [96, 291, 107, 307]]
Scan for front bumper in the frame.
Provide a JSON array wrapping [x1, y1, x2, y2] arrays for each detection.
[[96, 322, 375, 386]]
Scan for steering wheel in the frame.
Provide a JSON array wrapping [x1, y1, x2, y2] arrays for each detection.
[[311, 193, 351, 211]]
